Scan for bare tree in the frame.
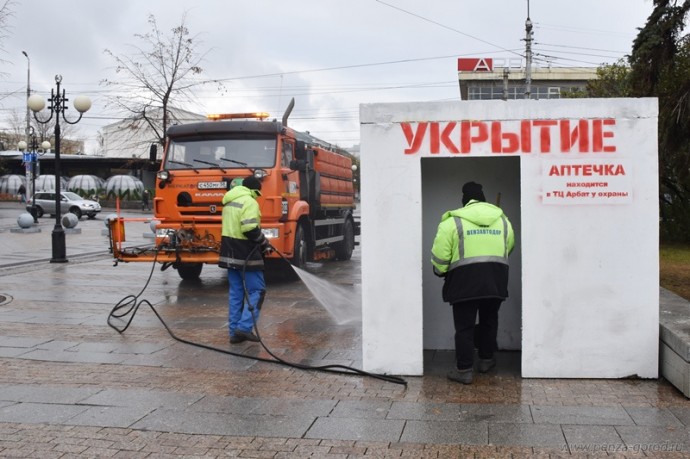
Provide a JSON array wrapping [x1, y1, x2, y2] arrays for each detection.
[[1, 108, 77, 150], [31, 112, 78, 151], [101, 12, 216, 149], [0, 0, 15, 70], [6, 108, 24, 140]]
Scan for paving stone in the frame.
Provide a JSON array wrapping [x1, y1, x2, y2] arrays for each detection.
[[489, 423, 567, 448], [252, 398, 336, 417], [531, 405, 634, 425], [562, 425, 624, 453], [19, 348, 129, 364], [388, 401, 533, 424], [0, 402, 87, 424], [170, 349, 261, 370], [387, 401, 469, 421], [0, 335, 51, 348], [0, 400, 14, 410], [615, 425, 690, 452], [305, 417, 404, 442], [187, 396, 264, 414], [400, 420, 488, 444], [119, 344, 257, 370], [668, 407, 690, 426], [66, 405, 155, 428], [80, 389, 203, 409], [132, 409, 314, 437], [470, 404, 534, 424], [0, 347, 31, 358], [110, 342, 174, 355], [329, 399, 392, 419], [19, 313, 97, 326], [624, 406, 684, 426], [67, 342, 124, 353], [33, 340, 81, 351], [0, 384, 100, 404]]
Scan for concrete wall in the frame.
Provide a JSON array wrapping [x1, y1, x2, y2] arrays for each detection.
[[360, 98, 658, 378]]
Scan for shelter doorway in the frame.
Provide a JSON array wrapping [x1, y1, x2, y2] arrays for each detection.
[[421, 156, 522, 352]]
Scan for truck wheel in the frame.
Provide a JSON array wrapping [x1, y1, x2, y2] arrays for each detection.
[[291, 224, 307, 268], [177, 263, 203, 280], [334, 218, 355, 260]]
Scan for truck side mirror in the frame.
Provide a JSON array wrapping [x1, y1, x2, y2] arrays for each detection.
[[295, 141, 307, 160], [290, 159, 307, 172]]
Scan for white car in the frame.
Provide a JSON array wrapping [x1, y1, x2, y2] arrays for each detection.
[[28, 191, 102, 219]]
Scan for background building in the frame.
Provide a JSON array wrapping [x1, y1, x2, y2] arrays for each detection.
[[457, 58, 598, 101], [100, 107, 205, 159]]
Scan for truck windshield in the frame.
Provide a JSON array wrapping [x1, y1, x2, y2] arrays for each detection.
[[165, 138, 277, 170]]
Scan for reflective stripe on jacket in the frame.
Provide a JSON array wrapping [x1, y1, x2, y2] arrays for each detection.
[[218, 185, 266, 270], [431, 200, 514, 303]]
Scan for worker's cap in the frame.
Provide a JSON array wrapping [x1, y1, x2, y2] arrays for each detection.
[[462, 181, 486, 205], [243, 175, 262, 192]]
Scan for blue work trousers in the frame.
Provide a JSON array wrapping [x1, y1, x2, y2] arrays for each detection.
[[227, 268, 265, 336]]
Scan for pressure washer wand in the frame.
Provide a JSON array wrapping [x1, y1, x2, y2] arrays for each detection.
[[264, 243, 303, 270]]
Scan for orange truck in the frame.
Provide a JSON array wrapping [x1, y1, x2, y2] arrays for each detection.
[[108, 100, 359, 280]]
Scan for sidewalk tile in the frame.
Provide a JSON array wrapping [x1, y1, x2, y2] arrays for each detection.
[[305, 417, 404, 442], [531, 405, 634, 425], [400, 420, 487, 444], [132, 409, 314, 437], [624, 406, 684, 426], [0, 402, 87, 424], [562, 425, 624, 452], [489, 423, 566, 448]]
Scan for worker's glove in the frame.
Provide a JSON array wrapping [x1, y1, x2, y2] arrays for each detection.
[[260, 238, 273, 255]]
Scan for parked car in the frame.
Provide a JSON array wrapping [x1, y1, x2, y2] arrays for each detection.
[[27, 191, 102, 219]]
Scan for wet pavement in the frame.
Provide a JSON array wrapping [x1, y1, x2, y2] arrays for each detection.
[[1, 200, 690, 457]]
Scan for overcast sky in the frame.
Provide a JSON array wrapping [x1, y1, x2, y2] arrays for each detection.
[[0, 0, 654, 154]]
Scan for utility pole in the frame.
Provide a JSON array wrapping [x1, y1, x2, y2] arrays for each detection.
[[502, 68, 509, 100], [524, 0, 533, 99]]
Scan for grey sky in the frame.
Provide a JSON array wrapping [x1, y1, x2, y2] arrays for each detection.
[[0, 0, 653, 153]]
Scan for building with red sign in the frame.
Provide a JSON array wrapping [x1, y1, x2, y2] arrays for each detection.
[[457, 58, 598, 101]]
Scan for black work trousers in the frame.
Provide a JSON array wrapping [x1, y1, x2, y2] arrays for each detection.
[[452, 298, 502, 370]]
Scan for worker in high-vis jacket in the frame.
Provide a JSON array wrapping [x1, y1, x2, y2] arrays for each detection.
[[219, 175, 272, 344], [431, 181, 515, 385]]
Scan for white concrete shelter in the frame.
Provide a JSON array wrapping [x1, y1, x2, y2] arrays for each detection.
[[359, 98, 659, 378]]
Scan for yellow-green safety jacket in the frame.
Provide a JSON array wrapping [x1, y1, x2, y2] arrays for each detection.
[[218, 185, 266, 271], [431, 200, 515, 304]]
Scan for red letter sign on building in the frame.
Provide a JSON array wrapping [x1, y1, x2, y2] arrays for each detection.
[[457, 58, 493, 72]]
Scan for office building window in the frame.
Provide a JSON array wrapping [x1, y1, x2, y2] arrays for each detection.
[[467, 84, 563, 100]]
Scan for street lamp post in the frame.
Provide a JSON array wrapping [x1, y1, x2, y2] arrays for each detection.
[[28, 75, 91, 263], [22, 51, 31, 202], [37, 142, 51, 219], [17, 129, 46, 223]]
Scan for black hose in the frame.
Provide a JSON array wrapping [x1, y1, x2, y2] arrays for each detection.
[[107, 245, 407, 387]]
